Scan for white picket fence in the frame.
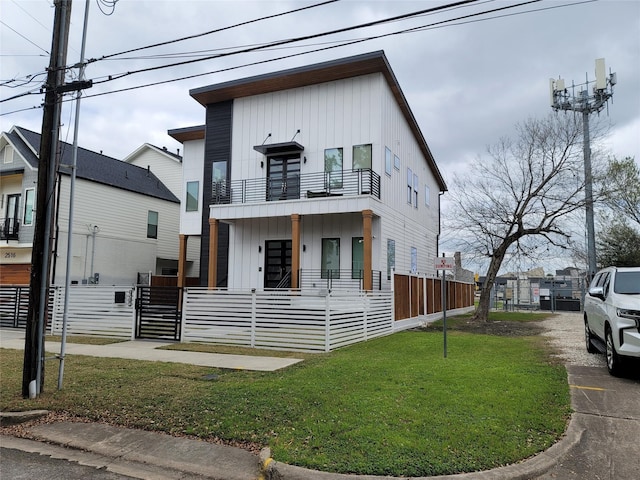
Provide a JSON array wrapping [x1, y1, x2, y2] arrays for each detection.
[[42, 284, 470, 352]]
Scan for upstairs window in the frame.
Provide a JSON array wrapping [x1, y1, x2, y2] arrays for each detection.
[[385, 147, 392, 176], [353, 144, 372, 170], [23, 188, 35, 225], [186, 181, 199, 212], [3, 145, 14, 164], [407, 168, 413, 204], [324, 148, 343, 189], [425, 185, 431, 207], [147, 211, 158, 239], [413, 173, 419, 208]]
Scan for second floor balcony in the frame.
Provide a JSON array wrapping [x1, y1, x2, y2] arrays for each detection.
[[211, 169, 380, 205]]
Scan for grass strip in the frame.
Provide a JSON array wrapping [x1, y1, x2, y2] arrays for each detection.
[[0, 329, 570, 476]]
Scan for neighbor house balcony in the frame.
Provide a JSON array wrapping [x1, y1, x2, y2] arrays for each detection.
[[211, 169, 381, 205], [1, 218, 19, 242]]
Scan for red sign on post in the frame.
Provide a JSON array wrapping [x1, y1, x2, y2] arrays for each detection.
[[434, 257, 455, 270]]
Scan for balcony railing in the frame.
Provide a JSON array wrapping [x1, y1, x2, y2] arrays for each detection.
[[211, 169, 381, 205], [299, 269, 382, 291], [1, 218, 19, 241]]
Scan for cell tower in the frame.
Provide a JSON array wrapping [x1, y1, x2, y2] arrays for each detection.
[[549, 58, 616, 281]]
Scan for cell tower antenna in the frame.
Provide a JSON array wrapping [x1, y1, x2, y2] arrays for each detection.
[[549, 58, 616, 281]]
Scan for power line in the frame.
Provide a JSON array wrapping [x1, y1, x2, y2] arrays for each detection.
[[0, 0, 596, 115], [87, 0, 480, 81], [80, 0, 558, 98], [0, 19, 50, 55], [95, 0, 340, 61], [88, 0, 537, 88], [0, 0, 340, 93]]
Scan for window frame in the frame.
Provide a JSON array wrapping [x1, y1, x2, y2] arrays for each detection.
[[387, 239, 396, 280], [185, 181, 199, 212], [352, 144, 372, 171], [407, 167, 413, 204], [23, 188, 35, 226], [410, 246, 418, 274], [147, 210, 158, 239], [324, 147, 343, 189], [321, 238, 341, 279], [385, 147, 392, 176]]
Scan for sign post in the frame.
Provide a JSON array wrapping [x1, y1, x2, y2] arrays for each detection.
[[435, 256, 455, 358]]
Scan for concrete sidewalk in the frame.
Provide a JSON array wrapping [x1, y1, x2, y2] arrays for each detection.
[[0, 328, 302, 371]]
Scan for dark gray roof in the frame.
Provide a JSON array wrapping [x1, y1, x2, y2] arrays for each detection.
[[9, 127, 179, 203]]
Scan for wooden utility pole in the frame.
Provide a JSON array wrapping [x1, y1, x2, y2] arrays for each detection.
[[22, 0, 72, 398]]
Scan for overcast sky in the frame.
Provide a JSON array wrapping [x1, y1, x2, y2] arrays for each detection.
[[2, 0, 639, 271]]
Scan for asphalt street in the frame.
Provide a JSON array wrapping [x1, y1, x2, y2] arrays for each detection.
[[535, 364, 640, 480], [1, 446, 138, 480]]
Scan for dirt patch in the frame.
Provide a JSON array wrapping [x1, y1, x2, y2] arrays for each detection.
[[420, 319, 544, 337]]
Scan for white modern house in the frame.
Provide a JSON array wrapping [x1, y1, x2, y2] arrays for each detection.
[[0, 126, 191, 286], [170, 51, 447, 291]]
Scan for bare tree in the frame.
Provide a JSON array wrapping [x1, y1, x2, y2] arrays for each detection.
[[447, 114, 601, 322]]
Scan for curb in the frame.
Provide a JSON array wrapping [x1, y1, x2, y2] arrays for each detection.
[[0, 410, 49, 427], [262, 414, 584, 480]]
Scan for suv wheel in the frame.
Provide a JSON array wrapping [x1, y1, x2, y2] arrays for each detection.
[[605, 327, 623, 376], [585, 319, 598, 354]]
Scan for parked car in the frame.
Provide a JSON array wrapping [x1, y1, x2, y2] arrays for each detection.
[[584, 266, 640, 375]]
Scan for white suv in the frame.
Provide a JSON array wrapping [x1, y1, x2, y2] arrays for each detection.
[[584, 266, 640, 376]]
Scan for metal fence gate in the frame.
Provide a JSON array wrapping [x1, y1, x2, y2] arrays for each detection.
[[135, 286, 182, 340]]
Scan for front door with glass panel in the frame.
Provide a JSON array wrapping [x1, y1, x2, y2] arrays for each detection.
[[264, 240, 292, 288], [267, 154, 300, 201]]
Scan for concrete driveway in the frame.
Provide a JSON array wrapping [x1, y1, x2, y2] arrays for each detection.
[[536, 314, 640, 480]]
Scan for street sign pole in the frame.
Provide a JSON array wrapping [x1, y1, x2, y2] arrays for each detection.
[[435, 256, 455, 358], [442, 271, 447, 358]]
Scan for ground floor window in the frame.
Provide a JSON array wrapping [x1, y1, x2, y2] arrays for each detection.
[[352, 237, 363, 279], [411, 246, 417, 274], [387, 239, 395, 280], [321, 238, 340, 279]]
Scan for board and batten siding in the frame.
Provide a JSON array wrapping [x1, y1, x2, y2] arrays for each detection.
[[53, 176, 180, 285], [226, 213, 381, 290], [231, 73, 383, 182], [180, 138, 205, 235], [378, 81, 441, 279]]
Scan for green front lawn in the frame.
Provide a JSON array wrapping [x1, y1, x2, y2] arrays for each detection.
[[1, 326, 570, 476]]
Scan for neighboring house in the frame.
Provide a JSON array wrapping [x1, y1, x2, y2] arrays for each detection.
[[0, 126, 187, 286], [169, 51, 447, 291], [124, 143, 200, 276]]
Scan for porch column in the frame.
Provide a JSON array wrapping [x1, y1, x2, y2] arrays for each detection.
[[208, 218, 219, 289], [362, 209, 373, 291], [291, 214, 301, 289], [177, 234, 188, 288]]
